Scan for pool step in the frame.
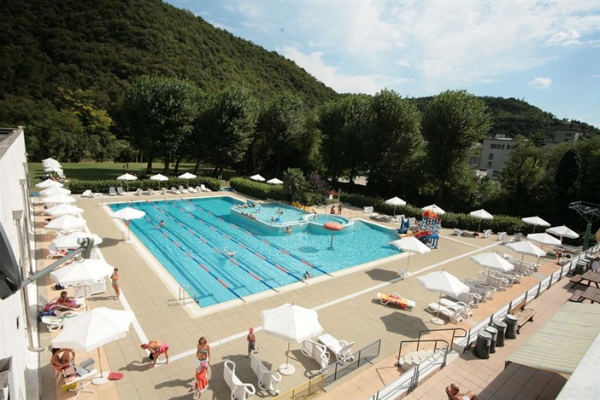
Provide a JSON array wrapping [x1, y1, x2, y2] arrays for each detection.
[[398, 350, 434, 370]]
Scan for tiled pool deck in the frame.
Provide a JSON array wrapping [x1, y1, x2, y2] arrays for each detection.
[[35, 191, 593, 400]]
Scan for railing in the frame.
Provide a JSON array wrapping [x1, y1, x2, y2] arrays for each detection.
[[179, 284, 200, 305], [309, 339, 381, 387], [416, 327, 467, 352], [273, 374, 324, 400]]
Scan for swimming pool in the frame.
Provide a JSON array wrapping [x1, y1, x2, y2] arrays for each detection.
[[109, 197, 399, 307]]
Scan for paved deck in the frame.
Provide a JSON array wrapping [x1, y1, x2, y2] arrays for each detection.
[[35, 191, 588, 400]]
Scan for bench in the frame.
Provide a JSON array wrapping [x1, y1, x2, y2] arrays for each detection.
[[569, 290, 584, 303], [509, 300, 535, 334], [224, 360, 255, 400], [569, 275, 583, 288], [250, 351, 282, 394]]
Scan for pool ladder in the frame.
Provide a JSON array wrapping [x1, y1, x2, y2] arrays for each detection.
[[179, 285, 200, 305]]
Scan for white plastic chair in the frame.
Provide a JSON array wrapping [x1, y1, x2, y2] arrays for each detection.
[[363, 206, 374, 215], [317, 333, 355, 364], [250, 351, 281, 394], [439, 298, 473, 319], [426, 303, 463, 324], [223, 360, 255, 400], [300, 339, 330, 371]]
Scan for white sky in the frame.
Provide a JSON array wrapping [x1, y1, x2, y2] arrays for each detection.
[[167, 0, 600, 127]]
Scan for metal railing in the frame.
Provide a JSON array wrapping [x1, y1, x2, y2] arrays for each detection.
[[179, 284, 200, 305], [309, 339, 381, 387], [273, 374, 324, 400]]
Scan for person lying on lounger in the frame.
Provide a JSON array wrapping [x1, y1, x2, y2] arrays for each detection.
[[377, 293, 416, 309]]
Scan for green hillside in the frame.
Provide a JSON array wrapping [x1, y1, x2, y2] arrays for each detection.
[[0, 0, 337, 109]]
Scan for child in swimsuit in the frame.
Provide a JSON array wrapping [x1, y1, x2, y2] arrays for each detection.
[[111, 268, 120, 299], [247, 328, 256, 357]]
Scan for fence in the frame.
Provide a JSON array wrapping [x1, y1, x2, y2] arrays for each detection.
[[273, 374, 324, 400]]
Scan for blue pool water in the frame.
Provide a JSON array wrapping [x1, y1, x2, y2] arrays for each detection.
[[109, 197, 399, 307]]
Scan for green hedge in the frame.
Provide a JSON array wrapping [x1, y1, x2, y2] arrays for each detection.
[[341, 192, 527, 234], [67, 177, 220, 194], [229, 178, 286, 201]]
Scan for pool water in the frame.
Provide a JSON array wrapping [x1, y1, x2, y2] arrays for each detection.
[[109, 197, 399, 307], [234, 201, 307, 224]]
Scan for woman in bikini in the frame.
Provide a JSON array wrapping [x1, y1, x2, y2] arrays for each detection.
[[111, 268, 120, 299], [141, 340, 170, 368], [196, 337, 211, 367]]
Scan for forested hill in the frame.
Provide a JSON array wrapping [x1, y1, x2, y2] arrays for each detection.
[[0, 0, 337, 109]]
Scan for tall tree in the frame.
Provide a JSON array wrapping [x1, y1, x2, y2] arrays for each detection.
[[554, 149, 581, 209], [366, 89, 423, 197], [422, 90, 492, 205], [197, 86, 258, 177], [120, 75, 199, 174], [255, 92, 306, 178]]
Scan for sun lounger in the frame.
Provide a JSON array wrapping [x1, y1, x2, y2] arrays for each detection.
[[439, 298, 472, 318], [363, 206, 374, 215], [223, 360, 255, 400], [317, 333, 355, 364], [250, 351, 281, 394], [377, 293, 415, 309], [200, 184, 212, 192], [188, 186, 198, 193], [81, 190, 101, 198], [47, 243, 68, 259], [426, 303, 463, 324], [178, 185, 189, 194], [170, 187, 180, 194], [453, 228, 465, 236], [117, 186, 126, 196], [108, 187, 117, 196]]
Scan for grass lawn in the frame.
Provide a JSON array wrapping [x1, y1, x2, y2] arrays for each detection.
[[29, 162, 237, 191]]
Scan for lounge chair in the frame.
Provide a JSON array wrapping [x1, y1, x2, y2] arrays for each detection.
[[453, 228, 465, 236], [161, 188, 167, 195], [363, 206, 374, 215], [425, 303, 463, 324], [453, 291, 482, 308], [47, 243, 68, 259], [188, 186, 198, 193], [117, 186, 126, 196], [317, 333, 355, 364], [108, 187, 117, 196], [223, 360, 255, 400], [178, 185, 189, 194], [250, 351, 281, 394], [300, 339, 330, 371], [200, 184, 212, 192], [439, 298, 472, 318], [41, 309, 80, 331], [134, 188, 143, 196], [377, 293, 415, 309], [170, 187, 180, 194], [81, 190, 95, 198], [145, 188, 154, 195], [482, 229, 492, 238], [497, 232, 507, 241]]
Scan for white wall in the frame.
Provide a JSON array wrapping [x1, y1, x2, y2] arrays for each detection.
[[0, 128, 34, 400]]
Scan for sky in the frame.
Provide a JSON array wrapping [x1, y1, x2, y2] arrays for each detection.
[[166, 0, 600, 127]]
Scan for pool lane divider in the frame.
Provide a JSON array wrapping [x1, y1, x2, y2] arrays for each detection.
[[159, 200, 305, 285], [146, 201, 280, 293], [169, 201, 307, 285], [181, 198, 332, 277], [141, 207, 246, 303]]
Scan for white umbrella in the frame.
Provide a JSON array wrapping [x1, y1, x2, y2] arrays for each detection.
[[43, 194, 76, 204], [506, 240, 546, 264], [53, 232, 103, 249], [52, 308, 135, 384], [42, 157, 59, 163], [178, 172, 197, 189], [50, 259, 114, 286], [421, 204, 446, 215], [546, 225, 579, 242], [527, 233, 561, 247], [386, 197, 407, 217], [469, 209, 494, 234], [471, 252, 514, 284], [44, 164, 63, 173], [390, 237, 430, 276], [43, 204, 83, 217], [417, 271, 469, 325], [111, 207, 146, 237], [150, 173, 169, 189], [45, 215, 86, 232], [43, 161, 61, 169], [41, 186, 71, 196], [250, 174, 265, 182], [261, 303, 324, 375], [117, 173, 138, 192], [36, 179, 64, 189], [522, 216, 551, 233], [267, 178, 284, 185]]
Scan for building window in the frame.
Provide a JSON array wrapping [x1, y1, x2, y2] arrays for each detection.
[[487, 161, 493, 167], [491, 144, 498, 149], [488, 153, 494, 160]]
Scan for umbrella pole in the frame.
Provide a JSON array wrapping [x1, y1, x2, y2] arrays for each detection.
[[330, 232, 334, 249], [91, 347, 110, 384], [478, 220, 482, 235], [285, 342, 291, 367]]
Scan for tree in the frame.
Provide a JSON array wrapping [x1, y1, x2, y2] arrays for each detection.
[[120, 75, 199, 174], [554, 149, 581, 209], [366, 89, 423, 197], [197, 86, 258, 177], [283, 168, 309, 203], [422, 90, 492, 205], [255, 92, 306, 178]]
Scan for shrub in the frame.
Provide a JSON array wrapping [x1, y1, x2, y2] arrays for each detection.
[[230, 178, 286, 201]]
